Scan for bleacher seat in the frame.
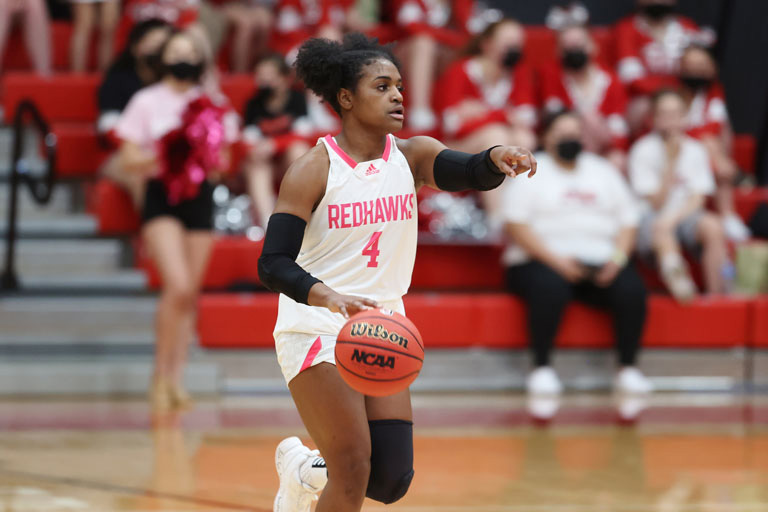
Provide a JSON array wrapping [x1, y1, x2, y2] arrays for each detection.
[[55, 123, 110, 177], [752, 297, 768, 348], [2, 73, 255, 125], [85, 179, 140, 234], [196, 293, 753, 349], [2, 73, 100, 123]]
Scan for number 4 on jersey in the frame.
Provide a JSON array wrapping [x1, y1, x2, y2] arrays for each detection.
[[362, 231, 383, 268]]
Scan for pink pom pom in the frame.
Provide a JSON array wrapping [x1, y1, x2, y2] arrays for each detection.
[[157, 95, 227, 205]]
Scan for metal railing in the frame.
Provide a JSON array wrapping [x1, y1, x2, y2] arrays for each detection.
[[1, 100, 57, 291]]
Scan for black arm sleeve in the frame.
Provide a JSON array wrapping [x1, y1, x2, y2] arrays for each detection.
[[432, 146, 505, 192], [258, 213, 323, 305]]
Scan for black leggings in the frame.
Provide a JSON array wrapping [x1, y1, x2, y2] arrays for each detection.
[[506, 261, 647, 367]]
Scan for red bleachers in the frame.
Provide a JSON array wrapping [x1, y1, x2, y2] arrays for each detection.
[[196, 293, 754, 349], [85, 179, 140, 234], [55, 123, 110, 177], [2, 73, 255, 126], [752, 298, 768, 348]]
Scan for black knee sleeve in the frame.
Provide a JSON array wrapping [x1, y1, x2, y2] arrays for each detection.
[[366, 419, 414, 504]]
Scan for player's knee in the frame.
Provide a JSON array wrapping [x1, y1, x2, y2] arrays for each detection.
[[367, 466, 414, 504], [329, 447, 371, 498], [366, 419, 414, 504]]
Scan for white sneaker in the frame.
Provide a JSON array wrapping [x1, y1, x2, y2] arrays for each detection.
[[274, 437, 328, 512], [527, 395, 561, 420], [661, 261, 697, 303], [615, 394, 649, 421], [526, 366, 563, 395], [408, 107, 436, 132], [723, 214, 751, 242], [614, 367, 653, 395]]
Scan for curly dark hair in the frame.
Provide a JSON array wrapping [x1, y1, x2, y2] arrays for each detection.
[[295, 33, 400, 116]]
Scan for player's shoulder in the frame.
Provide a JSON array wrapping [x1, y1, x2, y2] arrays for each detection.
[[280, 142, 330, 191], [287, 142, 329, 176]]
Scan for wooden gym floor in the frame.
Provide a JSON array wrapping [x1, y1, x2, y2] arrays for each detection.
[[1, 393, 767, 512]]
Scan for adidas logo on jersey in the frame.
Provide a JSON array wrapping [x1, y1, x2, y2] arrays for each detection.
[[365, 163, 380, 176]]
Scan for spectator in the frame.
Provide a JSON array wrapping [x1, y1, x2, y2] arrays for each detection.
[[206, 0, 274, 73], [434, 18, 536, 227], [69, 0, 120, 72], [98, 18, 172, 207], [0, 0, 52, 75], [127, 0, 200, 26], [503, 110, 650, 396], [628, 89, 730, 301], [271, 0, 353, 58], [395, 0, 502, 131], [242, 54, 311, 227], [541, 24, 628, 169], [615, 0, 712, 133], [98, 19, 172, 140], [115, 29, 239, 410], [679, 44, 749, 241]]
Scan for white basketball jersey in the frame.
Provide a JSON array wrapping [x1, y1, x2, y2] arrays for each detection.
[[273, 134, 418, 337]]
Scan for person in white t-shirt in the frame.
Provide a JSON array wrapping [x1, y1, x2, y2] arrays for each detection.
[[502, 110, 651, 397], [628, 89, 730, 301]]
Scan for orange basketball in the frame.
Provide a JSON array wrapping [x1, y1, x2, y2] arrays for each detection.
[[335, 308, 424, 396]]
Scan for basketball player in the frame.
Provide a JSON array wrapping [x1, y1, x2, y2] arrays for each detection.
[[257, 34, 536, 512]]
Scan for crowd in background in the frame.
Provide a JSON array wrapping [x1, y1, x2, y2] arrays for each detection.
[[0, 0, 752, 402]]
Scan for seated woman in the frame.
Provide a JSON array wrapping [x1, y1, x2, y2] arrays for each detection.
[[628, 89, 731, 301], [541, 23, 629, 170], [434, 18, 537, 227], [678, 44, 749, 241], [242, 54, 311, 227], [394, 0, 502, 131], [614, 0, 711, 134], [503, 110, 651, 396]]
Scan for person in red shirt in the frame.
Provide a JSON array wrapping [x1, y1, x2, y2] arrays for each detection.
[[542, 24, 629, 170], [679, 44, 749, 241], [435, 18, 536, 149], [395, 0, 502, 131], [433, 18, 536, 226], [614, 0, 712, 133], [271, 0, 358, 58]]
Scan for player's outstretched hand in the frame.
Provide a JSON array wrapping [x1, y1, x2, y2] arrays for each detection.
[[490, 146, 537, 178], [325, 293, 381, 319]]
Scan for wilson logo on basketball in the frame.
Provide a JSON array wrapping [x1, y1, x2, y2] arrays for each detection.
[[349, 322, 409, 348], [351, 349, 396, 369]]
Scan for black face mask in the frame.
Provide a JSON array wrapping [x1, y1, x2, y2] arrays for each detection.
[[680, 75, 713, 91], [165, 61, 204, 82], [259, 85, 276, 100], [556, 139, 582, 161], [502, 48, 523, 69], [561, 49, 589, 71], [641, 2, 674, 21]]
